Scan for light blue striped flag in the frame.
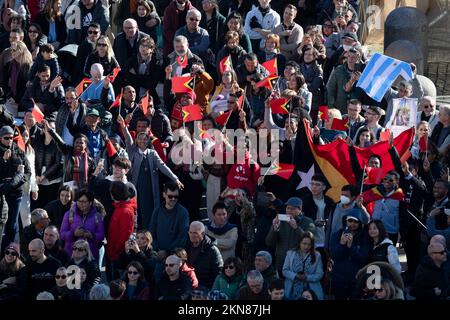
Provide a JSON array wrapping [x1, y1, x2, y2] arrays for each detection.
[[356, 53, 413, 102]]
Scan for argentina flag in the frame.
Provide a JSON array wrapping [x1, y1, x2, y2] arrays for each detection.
[[356, 53, 413, 102]]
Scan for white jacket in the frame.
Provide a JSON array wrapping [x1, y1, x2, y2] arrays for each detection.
[[243, 6, 280, 48]]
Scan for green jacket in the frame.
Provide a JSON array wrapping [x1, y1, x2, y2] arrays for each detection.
[[212, 274, 244, 300]]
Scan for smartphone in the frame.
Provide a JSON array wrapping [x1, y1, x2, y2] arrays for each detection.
[[278, 214, 291, 222]]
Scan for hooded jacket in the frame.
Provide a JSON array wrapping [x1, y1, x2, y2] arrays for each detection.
[[411, 255, 450, 300]]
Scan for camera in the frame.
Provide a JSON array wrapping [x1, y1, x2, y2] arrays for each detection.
[[129, 233, 136, 243]]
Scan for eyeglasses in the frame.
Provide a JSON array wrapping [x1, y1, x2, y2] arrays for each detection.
[[72, 247, 85, 252], [422, 105, 432, 109], [224, 265, 235, 270], [189, 18, 200, 22], [165, 263, 176, 267], [1, 136, 13, 140], [97, 43, 107, 47], [433, 251, 447, 255], [375, 288, 384, 292], [55, 275, 67, 279], [28, 30, 38, 34], [167, 195, 179, 199], [88, 30, 99, 34], [127, 271, 139, 275], [4, 250, 18, 257]]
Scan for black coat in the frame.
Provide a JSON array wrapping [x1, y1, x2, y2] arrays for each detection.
[[66, 257, 101, 291], [116, 247, 157, 285], [156, 272, 192, 300], [150, 108, 173, 143], [74, 40, 96, 84], [185, 235, 223, 289], [33, 133, 63, 181], [1, 61, 30, 104], [0, 143, 30, 198], [83, 52, 120, 79], [113, 31, 149, 68], [45, 240, 71, 266], [35, 12, 67, 46], [44, 200, 71, 230], [411, 255, 450, 300], [0, 105, 14, 128], [21, 79, 65, 116]]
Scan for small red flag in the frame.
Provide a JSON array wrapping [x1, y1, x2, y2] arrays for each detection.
[[139, 92, 149, 115], [31, 100, 44, 123], [219, 55, 233, 74], [215, 111, 230, 127], [106, 140, 117, 158], [270, 98, 289, 114], [379, 129, 391, 142], [330, 118, 349, 131], [176, 54, 188, 69], [182, 104, 203, 122], [75, 78, 92, 96], [108, 67, 121, 82], [197, 122, 212, 140], [318, 106, 329, 120], [419, 134, 428, 152], [109, 91, 123, 109], [400, 150, 412, 164], [261, 58, 277, 75], [268, 162, 295, 180], [171, 76, 195, 94], [13, 127, 25, 152], [256, 75, 279, 90], [365, 166, 383, 184], [236, 94, 244, 111]]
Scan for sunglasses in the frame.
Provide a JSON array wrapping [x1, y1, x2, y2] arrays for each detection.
[[5, 250, 18, 257], [165, 263, 176, 267], [29, 30, 39, 33], [128, 271, 139, 275], [97, 43, 107, 47], [55, 275, 67, 279], [224, 265, 235, 270], [189, 18, 200, 22], [347, 219, 358, 223], [88, 30, 99, 34], [72, 247, 85, 252], [375, 288, 384, 292], [422, 105, 432, 109], [167, 195, 179, 199], [2, 136, 13, 140]]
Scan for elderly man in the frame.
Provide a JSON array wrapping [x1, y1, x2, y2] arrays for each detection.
[[18, 239, 62, 299], [430, 104, 450, 155], [66, 0, 109, 45], [113, 19, 149, 67], [43, 225, 71, 266], [174, 8, 210, 61], [21, 209, 50, 256], [417, 96, 439, 132], [254, 250, 278, 286], [237, 270, 270, 300], [156, 254, 192, 300], [185, 221, 223, 289], [411, 241, 449, 300], [163, 0, 194, 56]]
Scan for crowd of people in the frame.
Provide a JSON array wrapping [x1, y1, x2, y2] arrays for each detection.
[[0, 0, 449, 301]]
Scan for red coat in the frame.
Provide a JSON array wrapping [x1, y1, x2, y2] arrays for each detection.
[[106, 198, 137, 261], [181, 263, 198, 289], [226, 153, 260, 197]]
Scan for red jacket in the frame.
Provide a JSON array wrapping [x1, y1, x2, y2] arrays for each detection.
[[106, 198, 137, 261], [226, 152, 260, 197], [181, 262, 198, 289]]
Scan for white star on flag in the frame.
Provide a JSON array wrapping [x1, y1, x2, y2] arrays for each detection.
[[296, 165, 315, 191]]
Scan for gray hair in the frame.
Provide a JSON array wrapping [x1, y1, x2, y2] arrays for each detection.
[[89, 284, 110, 300], [174, 35, 188, 46], [166, 254, 182, 265], [36, 291, 55, 300], [438, 104, 450, 117], [190, 221, 206, 233], [186, 8, 201, 19], [31, 208, 48, 224], [255, 250, 272, 265], [123, 18, 137, 28], [90, 63, 104, 76], [73, 239, 95, 262], [246, 270, 264, 284]]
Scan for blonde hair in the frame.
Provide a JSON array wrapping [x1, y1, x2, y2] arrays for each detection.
[[72, 239, 94, 262], [13, 41, 33, 70], [328, 108, 342, 120], [265, 33, 280, 51], [96, 35, 114, 61]]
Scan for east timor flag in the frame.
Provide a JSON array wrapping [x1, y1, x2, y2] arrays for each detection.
[[172, 76, 195, 94], [219, 55, 233, 74], [75, 78, 92, 96], [330, 118, 349, 131], [256, 75, 279, 90], [182, 104, 203, 122], [267, 162, 295, 180], [261, 58, 277, 76], [270, 98, 289, 114]]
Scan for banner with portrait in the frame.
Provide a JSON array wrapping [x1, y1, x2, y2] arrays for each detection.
[[385, 98, 418, 137]]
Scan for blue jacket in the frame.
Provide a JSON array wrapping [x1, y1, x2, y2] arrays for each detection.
[[67, 0, 109, 44], [28, 55, 60, 82], [330, 228, 370, 287]]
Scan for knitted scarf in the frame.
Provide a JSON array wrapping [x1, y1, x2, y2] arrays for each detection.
[[72, 150, 88, 187]]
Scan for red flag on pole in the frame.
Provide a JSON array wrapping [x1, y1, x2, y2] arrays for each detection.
[[330, 118, 349, 131], [215, 111, 230, 127], [106, 140, 117, 158], [176, 53, 188, 69], [31, 99, 44, 123], [139, 92, 149, 115], [261, 58, 277, 75], [268, 162, 295, 180], [108, 67, 121, 82], [379, 129, 391, 142], [13, 127, 25, 152], [109, 91, 123, 109], [219, 55, 233, 74], [419, 134, 428, 152], [182, 104, 203, 122], [318, 106, 329, 120], [75, 78, 92, 96], [269, 98, 289, 114], [256, 75, 279, 90], [171, 76, 195, 94]]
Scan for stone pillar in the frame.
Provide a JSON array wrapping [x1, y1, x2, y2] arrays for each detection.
[[385, 40, 424, 75]]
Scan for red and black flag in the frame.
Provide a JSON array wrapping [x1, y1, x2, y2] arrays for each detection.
[[267, 162, 295, 180], [219, 55, 233, 74], [256, 75, 279, 90], [108, 67, 121, 82], [176, 53, 188, 69], [171, 76, 195, 94], [182, 104, 203, 122], [270, 98, 289, 114], [318, 106, 329, 120], [13, 127, 25, 152], [75, 78, 92, 96], [261, 58, 277, 75], [330, 118, 349, 131], [109, 91, 123, 109]]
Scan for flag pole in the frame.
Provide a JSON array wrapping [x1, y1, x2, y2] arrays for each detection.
[[359, 165, 366, 195], [407, 210, 427, 230]]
